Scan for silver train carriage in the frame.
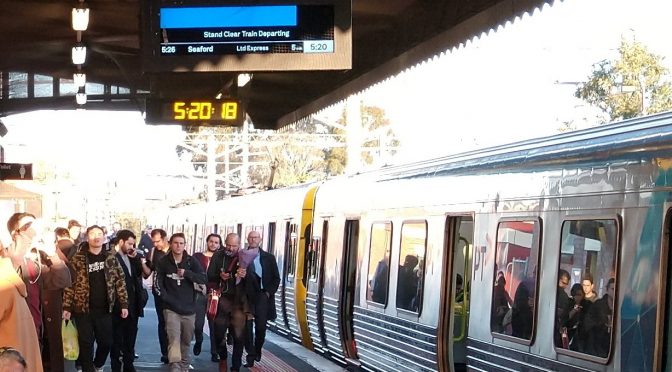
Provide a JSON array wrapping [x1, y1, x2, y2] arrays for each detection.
[[151, 111, 672, 372]]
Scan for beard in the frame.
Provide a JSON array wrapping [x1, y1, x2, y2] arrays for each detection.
[[224, 249, 237, 257]]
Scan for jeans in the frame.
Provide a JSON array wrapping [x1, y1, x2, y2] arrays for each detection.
[[110, 313, 139, 372], [73, 312, 113, 372], [164, 309, 195, 370], [154, 294, 169, 357], [213, 302, 246, 370], [245, 291, 269, 363], [194, 293, 217, 356]]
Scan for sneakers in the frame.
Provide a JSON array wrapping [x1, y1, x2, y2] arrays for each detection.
[[95, 367, 104, 372], [193, 341, 202, 356]]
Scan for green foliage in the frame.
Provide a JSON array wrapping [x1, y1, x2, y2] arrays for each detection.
[[576, 39, 672, 122]]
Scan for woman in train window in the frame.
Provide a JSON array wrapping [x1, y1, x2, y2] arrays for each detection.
[[564, 283, 591, 352], [491, 274, 511, 333]]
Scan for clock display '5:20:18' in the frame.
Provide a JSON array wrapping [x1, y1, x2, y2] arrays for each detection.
[[172, 101, 238, 120]]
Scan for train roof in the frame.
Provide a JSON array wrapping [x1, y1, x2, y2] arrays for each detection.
[[368, 112, 672, 181]]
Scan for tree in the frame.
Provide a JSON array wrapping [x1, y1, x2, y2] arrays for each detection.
[[175, 103, 398, 194], [576, 39, 672, 123]]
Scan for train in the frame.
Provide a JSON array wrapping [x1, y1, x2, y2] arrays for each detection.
[[151, 111, 672, 372]]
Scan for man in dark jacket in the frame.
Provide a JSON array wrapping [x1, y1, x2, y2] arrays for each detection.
[[155, 233, 206, 372], [207, 233, 248, 372], [242, 230, 280, 368], [111, 230, 150, 372], [147, 228, 170, 363]]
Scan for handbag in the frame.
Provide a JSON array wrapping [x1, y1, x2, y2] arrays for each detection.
[[207, 289, 220, 321], [62, 320, 79, 360]]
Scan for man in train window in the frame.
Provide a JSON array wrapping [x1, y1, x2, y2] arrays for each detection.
[[584, 278, 615, 357], [242, 230, 280, 368]]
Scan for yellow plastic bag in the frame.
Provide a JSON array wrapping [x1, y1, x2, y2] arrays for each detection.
[[62, 320, 79, 361]]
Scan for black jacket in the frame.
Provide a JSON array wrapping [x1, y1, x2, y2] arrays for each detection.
[[155, 253, 206, 315], [207, 251, 240, 296], [245, 249, 280, 295], [244, 249, 280, 320], [114, 253, 148, 318]]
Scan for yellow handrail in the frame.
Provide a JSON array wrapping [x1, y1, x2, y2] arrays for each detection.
[[454, 237, 470, 342]]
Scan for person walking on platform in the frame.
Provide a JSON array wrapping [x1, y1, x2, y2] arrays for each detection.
[[110, 230, 150, 372], [6, 213, 71, 372], [147, 228, 171, 363], [242, 231, 280, 368], [68, 219, 84, 247], [154, 233, 207, 372], [0, 251, 43, 372], [192, 233, 223, 362], [207, 233, 249, 372], [62, 225, 129, 372]]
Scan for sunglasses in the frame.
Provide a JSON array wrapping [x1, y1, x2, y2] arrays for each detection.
[[14, 221, 33, 234]]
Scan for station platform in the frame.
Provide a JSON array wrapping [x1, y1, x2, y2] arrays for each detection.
[[65, 295, 345, 371]]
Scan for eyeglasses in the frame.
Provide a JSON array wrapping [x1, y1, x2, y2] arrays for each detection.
[[14, 222, 33, 235], [0, 346, 27, 367]]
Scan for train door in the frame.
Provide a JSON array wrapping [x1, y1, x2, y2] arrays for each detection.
[[438, 216, 473, 372], [306, 220, 329, 354], [339, 219, 360, 364], [280, 222, 297, 334], [660, 208, 672, 371], [294, 185, 319, 349]]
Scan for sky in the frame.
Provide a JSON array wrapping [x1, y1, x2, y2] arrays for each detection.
[[349, 0, 672, 162], [2, 110, 189, 180], [1, 0, 671, 214]]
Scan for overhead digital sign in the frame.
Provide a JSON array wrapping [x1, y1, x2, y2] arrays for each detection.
[[145, 98, 245, 126], [141, 0, 352, 72]]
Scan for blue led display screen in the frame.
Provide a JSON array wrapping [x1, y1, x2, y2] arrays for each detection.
[[158, 4, 335, 56]]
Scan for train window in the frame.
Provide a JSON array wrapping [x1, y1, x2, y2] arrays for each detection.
[[310, 236, 321, 280], [267, 222, 276, 256], [554, 219, 618, 360], [491, 219, 541, 342], [396, 221, 427, 313], [367, 222, 392, 306], [287, 223, 298, 276]]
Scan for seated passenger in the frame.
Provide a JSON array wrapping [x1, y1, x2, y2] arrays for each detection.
[[584, 278, 615, 358], [511, 282, 532, 339], [455, 274, 464, 303], [370, 255, 389, 304], [396, 255, 419, 311]]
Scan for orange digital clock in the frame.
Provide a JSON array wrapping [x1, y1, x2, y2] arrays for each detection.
[[145, 98, 244, 126]]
